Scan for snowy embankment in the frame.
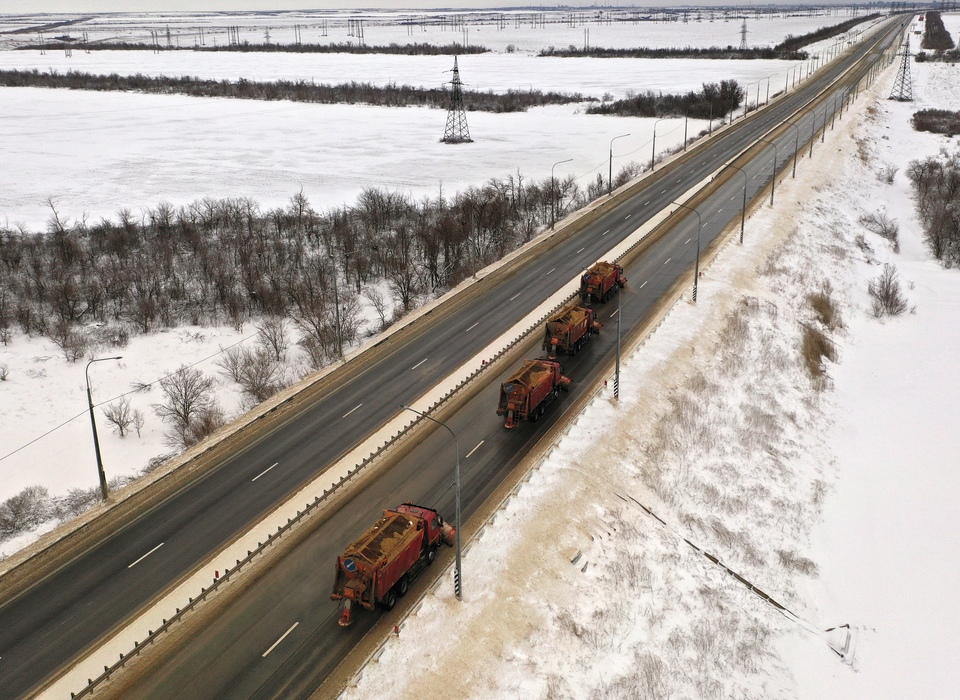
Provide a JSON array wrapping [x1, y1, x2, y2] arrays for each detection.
[[339, 45, 960, 700]]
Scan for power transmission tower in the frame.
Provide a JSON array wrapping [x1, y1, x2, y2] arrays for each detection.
[[889, 35, 913, 101], [442, 56, 473, 144], [739, 18, 748, 50]]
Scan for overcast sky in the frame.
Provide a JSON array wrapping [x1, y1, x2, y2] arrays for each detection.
[[5, 1, 853, 14]]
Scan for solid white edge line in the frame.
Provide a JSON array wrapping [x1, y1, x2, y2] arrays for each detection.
[[128, 543, 164, 569], [251, 463, 279, 482], [465, 440, 485, 459], [262, 621, 299, 658]]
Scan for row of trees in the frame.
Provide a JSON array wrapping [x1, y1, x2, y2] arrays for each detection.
[[538, 45, 806, 60], [0, 164, 647, 368], [911, 108, 960, 136], [906, 147, 960, 266], [775, 13, 880, 53], [586, 80, 743, 119], [921, 11, 955, 53], [0, 69, 586, 113], [19, 41, 489, 55]]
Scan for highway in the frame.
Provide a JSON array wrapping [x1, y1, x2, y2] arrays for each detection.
[[0, 18, 903, 700]]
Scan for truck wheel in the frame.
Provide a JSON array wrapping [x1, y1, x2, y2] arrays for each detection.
[[426, 546, 437, 565], [382, 590, 397, 610], [398, 576, 409, 597]]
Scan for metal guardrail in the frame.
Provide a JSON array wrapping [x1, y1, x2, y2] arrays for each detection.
[[71, 287, 581, 698], [69, 25, 904, 693]]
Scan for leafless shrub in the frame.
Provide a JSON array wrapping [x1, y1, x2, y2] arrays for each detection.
[[143, 452, 176, 474], [0, 363, 8, 381], [237, 346, 282, 404], [48, 322, 89, 362], [777, 549, 819, 577], [0, 486, 51, 539], [54, 486, 101, 520], [859, 210, 900, 252], [256, 317, 288, 362], [868, 263, 909, 317], [854, 233, 874, 256], [214, 345, 246, 383], [876, 163, 899, 184], [130, 380, 153, 393], [153, 365, 218, 447], [102, 396, 134, 437], [801, 324, 837, 380], [184, 403, 225, 447]]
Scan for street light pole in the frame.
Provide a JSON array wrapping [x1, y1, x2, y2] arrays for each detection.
[[608, 133, 630, 196], [615, 278, 621, 399], [651, 117, 668, 171], [722, 163, 748, 244], [783, 120, 800, 178], [551, 158, 573, 229], [401, 405, 462, 601], [758, 138, 778, 207], [86, 356, 122, 500], [672, 201, 701, 302]]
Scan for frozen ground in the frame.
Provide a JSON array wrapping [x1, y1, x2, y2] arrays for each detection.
[[336, 26, 960, 700], [0, 8, 858, 54], [3, 10, 958, 698], [0, 29, 877, 232]]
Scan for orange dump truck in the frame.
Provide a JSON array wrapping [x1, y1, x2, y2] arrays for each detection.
[[543, 305, 601, 357], [331, 503, 455, 627], [580, 261, 626, 304], [497, 359, 571, 428]]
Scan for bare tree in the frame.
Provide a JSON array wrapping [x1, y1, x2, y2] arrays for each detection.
[[133, 408, 145, 438], [256, 316, 288, 362], [154, 365, 218, 446], [363, 287, 389, 330], [103, 396, 134, 437]]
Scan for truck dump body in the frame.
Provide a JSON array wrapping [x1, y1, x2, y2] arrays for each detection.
[[581, 261, 626, 304], [543, 305, 600, 357], [497, 359, 571, 428], [331, 503, 454, 626]]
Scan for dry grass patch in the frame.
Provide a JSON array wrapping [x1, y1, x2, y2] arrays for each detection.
[[801, 324, 837, 381]]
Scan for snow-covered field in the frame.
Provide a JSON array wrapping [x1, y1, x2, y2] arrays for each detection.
[[0, 8, 857, 54], [4, 8, 960, 698], [0, 10, 878, 232], [337, 23, 960, 700]]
